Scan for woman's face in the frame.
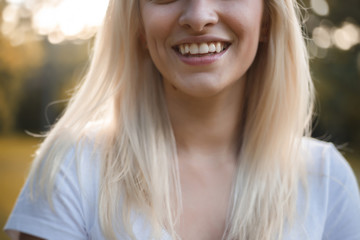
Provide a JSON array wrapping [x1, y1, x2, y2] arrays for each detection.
[[140, 0, 265, 98]]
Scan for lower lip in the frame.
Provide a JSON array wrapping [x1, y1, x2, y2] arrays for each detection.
[[175, 48, 228, 66]]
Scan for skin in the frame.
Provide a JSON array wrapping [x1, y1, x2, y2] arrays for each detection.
[[140, 0, 265, 239]]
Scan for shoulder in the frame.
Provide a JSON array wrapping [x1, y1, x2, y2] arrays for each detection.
[[301, 138, 358, 186], [4, 131, 103, 240], [297, 138, 360, 239], [300, 137, 359, 198]]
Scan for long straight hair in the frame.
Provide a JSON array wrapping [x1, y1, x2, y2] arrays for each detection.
[[28, 0, 314, 239]]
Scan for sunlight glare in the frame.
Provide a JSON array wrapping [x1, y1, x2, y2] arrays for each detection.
[[3, 0, 110, 44], [6, 0, 24, 4], [2, 4, 20, 24], [32, 6, 57, 35], [57, 1, 84, 37]]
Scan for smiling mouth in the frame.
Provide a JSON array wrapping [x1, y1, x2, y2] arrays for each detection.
[[173, 42, 231, 57]]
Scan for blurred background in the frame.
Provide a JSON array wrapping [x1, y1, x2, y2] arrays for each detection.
[[0, 0, 359, 238]]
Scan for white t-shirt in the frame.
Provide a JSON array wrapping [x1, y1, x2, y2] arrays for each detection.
[[4, 138, 360, 240]]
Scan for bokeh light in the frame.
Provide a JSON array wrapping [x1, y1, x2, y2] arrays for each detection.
[[312, 26, 332, 49], [332, 22, 360, 50], [310, 0, 330, 16], [2, 0, 109, 45], [311, 20, 360, 55]]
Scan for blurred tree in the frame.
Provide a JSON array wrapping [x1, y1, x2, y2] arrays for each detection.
[[0, 28, 44, 133], [326, 0, 360, 24], [15, 41, 89, 133], [301, 0, 360, 153], [0, 1, 89, 134]]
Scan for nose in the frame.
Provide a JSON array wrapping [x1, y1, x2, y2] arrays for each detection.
[[178, 0, 219, 32]]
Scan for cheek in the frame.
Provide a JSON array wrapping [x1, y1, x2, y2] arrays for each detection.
[[221, 1, 264, 39], [142, 20, 173, 71], [141, 7, 176, 44], [229, 12, 263, 61], [223, 15, 263, 80]]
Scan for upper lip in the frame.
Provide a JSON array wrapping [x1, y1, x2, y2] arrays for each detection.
[[172, 36, 232, 46]]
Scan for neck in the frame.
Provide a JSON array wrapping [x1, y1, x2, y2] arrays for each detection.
[[165, 79, 245, 165]]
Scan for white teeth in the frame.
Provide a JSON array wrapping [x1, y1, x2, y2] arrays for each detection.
[[216, 42, 222, 53], [199, 43, 209, 54], [189, 43, 199, 54], [209, 43, 216, 53], [185, 45, 190, 54], [177, 42, 227, 55], [180, 45, 185, 55]]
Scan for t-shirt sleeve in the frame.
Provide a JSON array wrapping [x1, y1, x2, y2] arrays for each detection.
[[322, 145, 360, 240], [4, 150, 89, 240]]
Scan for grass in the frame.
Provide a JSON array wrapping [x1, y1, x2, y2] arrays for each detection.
[[0, 135, 359, 240], [0, 135, 40, 240]]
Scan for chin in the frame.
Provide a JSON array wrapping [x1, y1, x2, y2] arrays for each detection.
[[174, 82, 230, 98], [164, 72, 243, 98]]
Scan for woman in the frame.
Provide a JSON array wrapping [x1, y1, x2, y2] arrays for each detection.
[[5, 0, 360, 239]]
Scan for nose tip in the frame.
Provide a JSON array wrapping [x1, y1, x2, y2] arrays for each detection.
[[178, 1, 218, 32]]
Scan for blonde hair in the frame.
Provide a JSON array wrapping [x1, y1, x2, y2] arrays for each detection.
[[28, 0, 314, 239]]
